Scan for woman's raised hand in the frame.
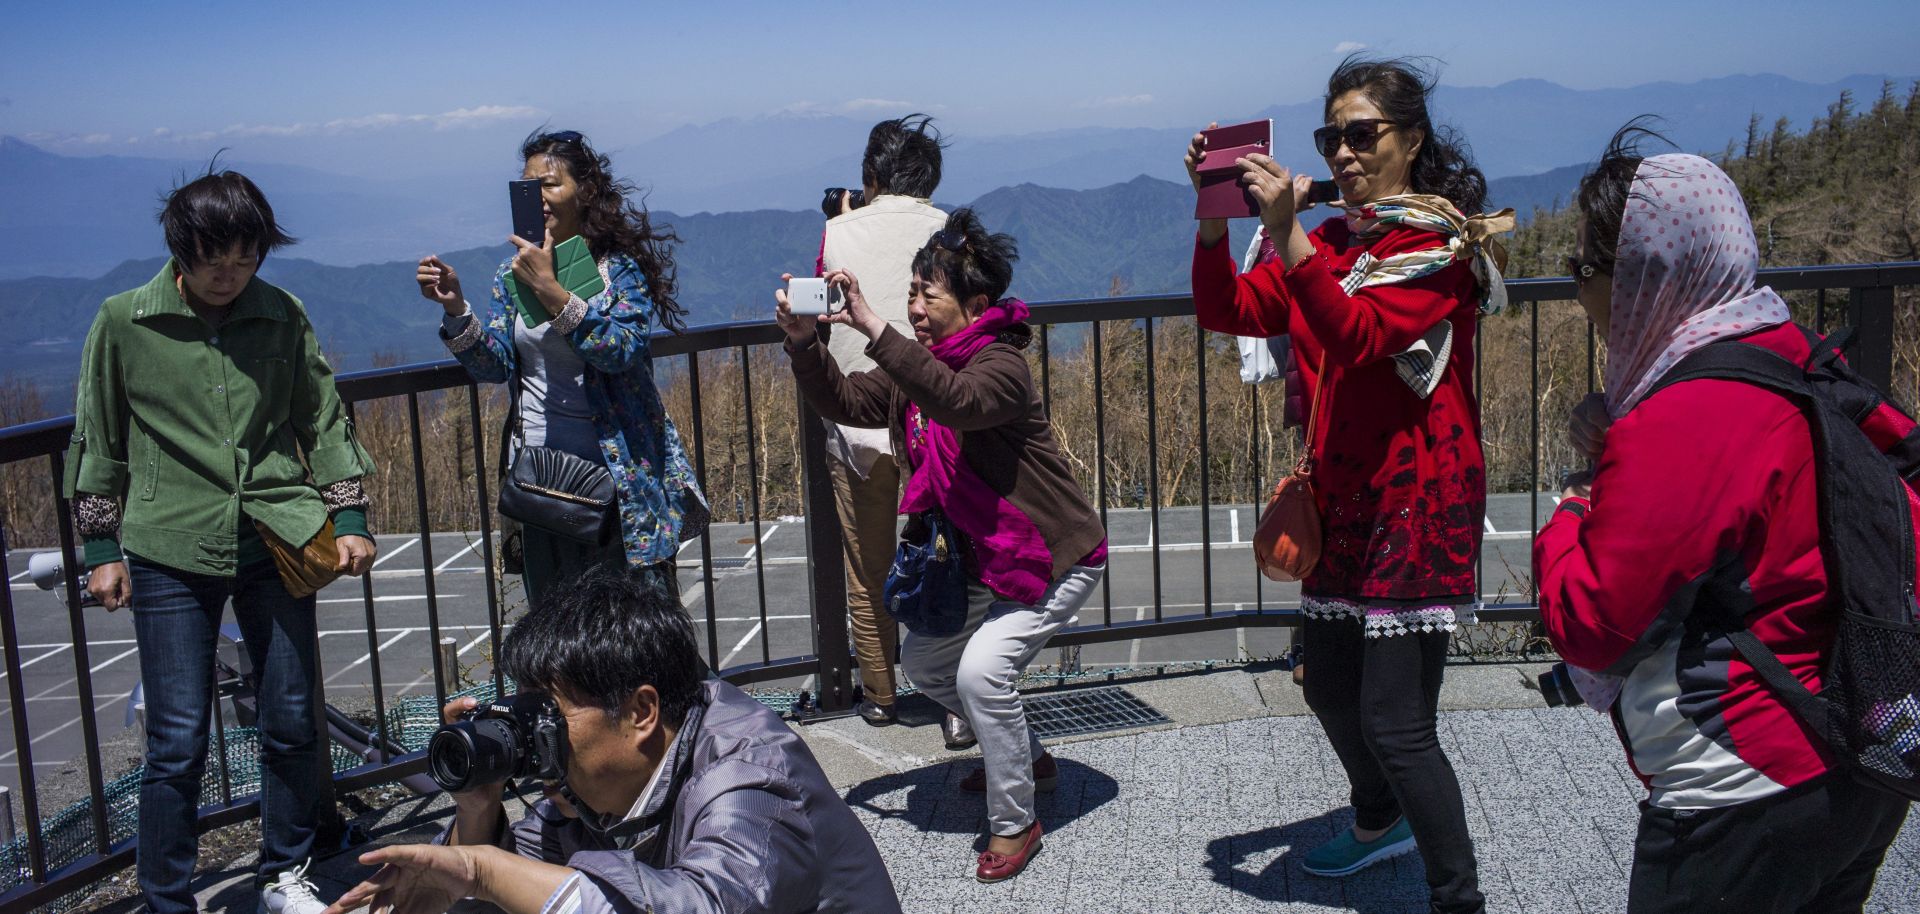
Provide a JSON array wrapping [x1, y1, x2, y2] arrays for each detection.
[[1238, 156, 1320, 233], [508, 230, 568, 316], [1183, 122, 1219, 194], [821, 269, 888, 340], [416, 256, 465, 315], [1567, 393, 1613, 463], [773, 273, 818, 345]]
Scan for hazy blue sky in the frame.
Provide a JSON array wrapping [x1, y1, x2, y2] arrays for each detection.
[[5, 0, 1917, 173]]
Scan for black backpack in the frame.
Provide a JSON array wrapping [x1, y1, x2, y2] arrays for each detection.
[[1648, 326, 1920, 800]]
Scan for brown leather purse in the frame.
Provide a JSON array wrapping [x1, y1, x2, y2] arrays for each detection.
[[256, 517, 341, 599], [1253, 355, 1328, 583]]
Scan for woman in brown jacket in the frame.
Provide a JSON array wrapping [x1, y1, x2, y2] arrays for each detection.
[[778, 209, 1106, 884]]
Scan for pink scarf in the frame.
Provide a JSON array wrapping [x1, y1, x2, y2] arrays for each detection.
[[1605, 154, 1791, 416], [898, 299, 1058, 605]]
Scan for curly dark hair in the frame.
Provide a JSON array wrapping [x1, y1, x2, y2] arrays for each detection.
[[1574, 118, 1676, 273], [910, 208, 1019, 307], [521, 130, 687, 332], [1324, 55, 1487, 215]]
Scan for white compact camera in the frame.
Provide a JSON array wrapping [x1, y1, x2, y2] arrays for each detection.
[[786, 277, 845, 317]]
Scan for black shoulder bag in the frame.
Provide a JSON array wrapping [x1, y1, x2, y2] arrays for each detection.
[[497, 377, 619, 546]]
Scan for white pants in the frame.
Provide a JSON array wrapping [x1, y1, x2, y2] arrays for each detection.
[[901, 564, 1104, 836]]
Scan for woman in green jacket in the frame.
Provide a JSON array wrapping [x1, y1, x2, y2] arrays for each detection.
[[65, 170, 377, 914]]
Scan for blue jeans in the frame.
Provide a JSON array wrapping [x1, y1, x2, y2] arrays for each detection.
[[128, 556, 322, 912]]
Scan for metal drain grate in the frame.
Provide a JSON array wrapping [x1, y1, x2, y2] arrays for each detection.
[[1024, 685, 1168, 739]]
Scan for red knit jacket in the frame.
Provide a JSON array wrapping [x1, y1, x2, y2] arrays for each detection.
[[1536, 323, 1920, 807], [1193, 220, 1485, 603]]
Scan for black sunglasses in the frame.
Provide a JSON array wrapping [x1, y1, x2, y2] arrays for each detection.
[[540, 130, 585, 144], [931, 229, 968, 252], [1312, 119, 1396, 157]]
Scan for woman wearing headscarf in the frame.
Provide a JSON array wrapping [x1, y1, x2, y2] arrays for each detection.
[[1536, 126, 1913, 913]]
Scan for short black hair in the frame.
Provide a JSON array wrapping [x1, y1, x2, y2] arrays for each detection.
[[158, 165, 295, 271], [861, 114, 945, 199], [1575, 118, 1674, 272], [911, 208, 1018, 307], [499, 566, 706, 727]]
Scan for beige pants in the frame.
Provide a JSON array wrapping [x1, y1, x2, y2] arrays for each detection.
[[830, 454, 902, 706], [902, 566, 1105, 835]]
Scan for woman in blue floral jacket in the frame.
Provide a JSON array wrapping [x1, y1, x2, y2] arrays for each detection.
[[416, 130, 706, 603]]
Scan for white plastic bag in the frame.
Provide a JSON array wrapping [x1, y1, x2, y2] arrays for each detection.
[[1235, 229, 1283, 385]]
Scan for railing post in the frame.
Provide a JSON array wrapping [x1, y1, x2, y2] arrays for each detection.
[[1850, 285, 1896, 393], [796, 397, 852, 712]]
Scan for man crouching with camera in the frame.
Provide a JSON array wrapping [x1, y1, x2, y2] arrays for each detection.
[[324, 567, 901, 914]]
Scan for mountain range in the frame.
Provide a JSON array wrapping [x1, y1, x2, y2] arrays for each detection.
[[2, 71, 1908, 412], [5, 72, 1906, 280]]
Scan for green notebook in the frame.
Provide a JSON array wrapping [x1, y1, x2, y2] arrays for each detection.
[[509, 235, 607, 328]]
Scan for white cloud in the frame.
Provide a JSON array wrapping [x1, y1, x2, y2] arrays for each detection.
[[42, 105, 546, 148], [1080, 94, 1155, 109], [842, 98, 916, 111], [211, 104, 543, 139], [1333, 41, 1368, 54]]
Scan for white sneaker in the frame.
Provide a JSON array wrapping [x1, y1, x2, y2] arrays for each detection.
[[260, 860, 328, 914]]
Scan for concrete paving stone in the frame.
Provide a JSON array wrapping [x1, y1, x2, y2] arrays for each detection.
[[150, 670, 1916, 913]]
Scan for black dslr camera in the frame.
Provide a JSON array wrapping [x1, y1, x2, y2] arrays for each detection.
[[821, 187, 866, 218], [1536, 663, 1586, 708], [428, 692, 568, 792]]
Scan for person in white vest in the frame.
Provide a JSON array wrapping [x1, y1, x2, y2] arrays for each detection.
[[817, 115, 951, 729]]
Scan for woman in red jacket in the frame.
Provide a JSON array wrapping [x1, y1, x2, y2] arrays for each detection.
[[1187, 57, 1508, 913], [1536, 128, 1912, 912]]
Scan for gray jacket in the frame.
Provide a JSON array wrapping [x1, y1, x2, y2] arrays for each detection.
[[454, 679, 901, 914]]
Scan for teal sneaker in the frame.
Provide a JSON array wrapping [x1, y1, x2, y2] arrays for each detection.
[[1301, 817, 1416, 877]]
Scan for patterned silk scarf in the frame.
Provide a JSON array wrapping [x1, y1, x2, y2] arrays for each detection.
[[1340, 195, 1516, 397]]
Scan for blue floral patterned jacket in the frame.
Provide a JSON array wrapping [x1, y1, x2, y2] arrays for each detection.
[[443, 253, 708, 566]]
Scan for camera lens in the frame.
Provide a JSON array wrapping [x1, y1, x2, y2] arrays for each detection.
[[821, 188, 847, 219], [428, 718, 521, 791]]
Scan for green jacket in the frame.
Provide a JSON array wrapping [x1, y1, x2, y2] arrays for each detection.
[[64, 261, 374, 576]]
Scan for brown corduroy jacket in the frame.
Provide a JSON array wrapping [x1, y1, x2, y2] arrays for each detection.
[[788, 323, 1105, 584]]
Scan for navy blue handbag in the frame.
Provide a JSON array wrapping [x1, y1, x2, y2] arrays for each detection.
[[884, 510, 972, 636]]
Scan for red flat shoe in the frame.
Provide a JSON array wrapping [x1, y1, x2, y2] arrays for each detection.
[[959, 752, 1058, 794], [976, 821, 1044, 883]]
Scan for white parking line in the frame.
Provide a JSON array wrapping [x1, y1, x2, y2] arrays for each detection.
[[89, 646, 140, 675], [317, 594, 429, 605], [0, 645, 70, 680], [8, 568, 32, 583], [718, 622, 763, 669], [742, 525, 781, 562], [10, 639, 136, 651], [324, 629, 415, 686], [432, 540, 483, 573], [1229, 509, 1240, 544], [0, 693, 121, 760], [456, 631, 491, 656], [370, 538, 420, 569], [1127, 606, 1150, 665], [1485, 516, 1498, 534]]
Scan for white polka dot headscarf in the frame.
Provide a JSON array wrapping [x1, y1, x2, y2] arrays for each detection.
[[1604, 153, 1791, 417]]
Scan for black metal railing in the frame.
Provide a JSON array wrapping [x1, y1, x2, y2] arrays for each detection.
[[0, 260, 1914, 908]]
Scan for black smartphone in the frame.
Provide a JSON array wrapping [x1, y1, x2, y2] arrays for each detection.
[[1306, 179, 1342, 205], [509, 179, 545, 245]]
